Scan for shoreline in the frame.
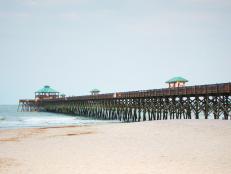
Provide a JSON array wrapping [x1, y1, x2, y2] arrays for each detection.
[[1, 120, 231, 174], [0, 118, 119, 131]]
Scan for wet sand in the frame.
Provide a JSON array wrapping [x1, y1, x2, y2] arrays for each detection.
[[0, 120, 231, 174]]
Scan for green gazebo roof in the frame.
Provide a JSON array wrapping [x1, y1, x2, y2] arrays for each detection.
[[36, 86, 59, 93], [90, 89, 100, 92], [166, 77, 188, 83]]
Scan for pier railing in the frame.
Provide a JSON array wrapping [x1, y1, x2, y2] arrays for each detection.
[[43, 82, 231, 101]]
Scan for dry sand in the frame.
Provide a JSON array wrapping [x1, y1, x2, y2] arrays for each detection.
[[0, 120, 231, 174]]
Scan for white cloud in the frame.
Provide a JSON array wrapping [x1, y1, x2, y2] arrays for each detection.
[[18, 0, 87, 6], [119, 9, 224, 36], [0, 11, 31, 18], [59, 12, 81, 20], [177, 0, 231, 6]]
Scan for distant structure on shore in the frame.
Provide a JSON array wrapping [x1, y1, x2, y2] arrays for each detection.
[[90, 89, 100, 95], [166, 77, 188, 88], [35, 86, 60, 100]]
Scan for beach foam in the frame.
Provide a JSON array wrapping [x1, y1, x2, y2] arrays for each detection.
[[0, 105, 116, 130]]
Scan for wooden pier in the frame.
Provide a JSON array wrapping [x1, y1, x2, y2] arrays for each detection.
[[18, 99, 39, 112], [26, 82, 231, 121]]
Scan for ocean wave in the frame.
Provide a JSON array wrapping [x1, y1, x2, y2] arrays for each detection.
[[20, 116, 79, 125], [0, 105, 115, 129]]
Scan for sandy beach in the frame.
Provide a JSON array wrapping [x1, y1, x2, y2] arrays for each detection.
[[0, 120, 231, 174]]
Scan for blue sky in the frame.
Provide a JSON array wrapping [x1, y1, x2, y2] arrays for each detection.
[[0, 0, 230, 104]]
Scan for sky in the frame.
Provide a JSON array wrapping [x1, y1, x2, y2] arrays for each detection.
[[0, 0, 230, 104]]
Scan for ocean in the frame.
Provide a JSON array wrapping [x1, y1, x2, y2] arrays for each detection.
[[0, 105, 114, 130]]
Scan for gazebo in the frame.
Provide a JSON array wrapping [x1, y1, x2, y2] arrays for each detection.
[[60, 93, 66, 98], [35, 85, 59, 100], [166, 77, 188, 88], [90, 89, 100, 95]]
